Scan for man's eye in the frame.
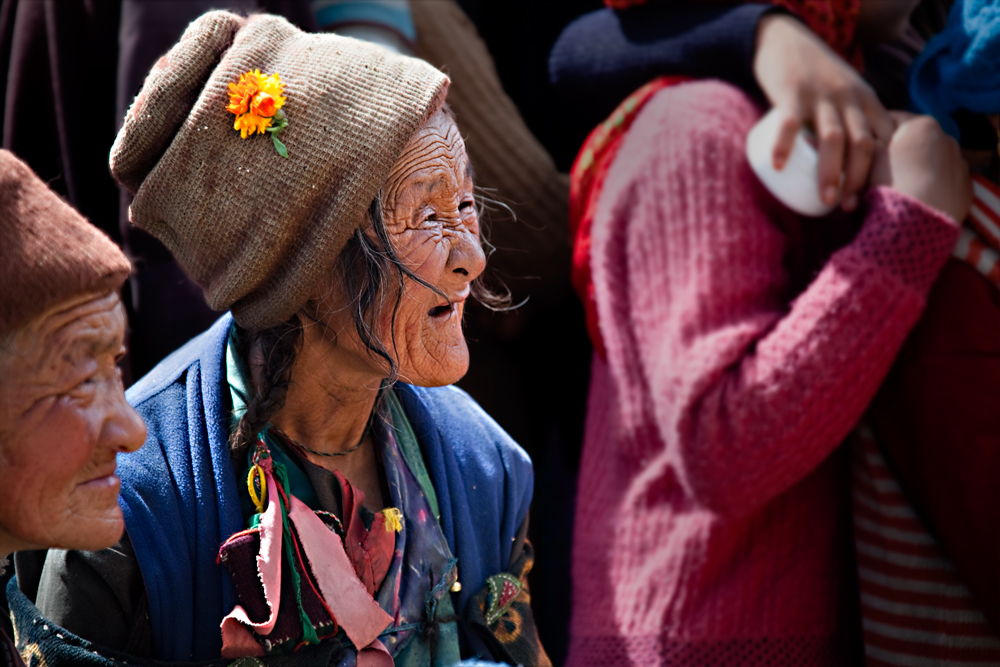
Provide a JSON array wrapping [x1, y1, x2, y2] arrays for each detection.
[[63, 376, 97, 400]]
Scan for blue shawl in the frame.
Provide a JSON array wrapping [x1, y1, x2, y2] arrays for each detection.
[[118, 314, 534, 661], [910, 0, 1000, 139]]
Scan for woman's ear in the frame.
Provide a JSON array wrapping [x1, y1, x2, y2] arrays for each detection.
[[299, 273, 349, 348]]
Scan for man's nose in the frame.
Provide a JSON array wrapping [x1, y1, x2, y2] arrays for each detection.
[[102, 389, 147, 454]]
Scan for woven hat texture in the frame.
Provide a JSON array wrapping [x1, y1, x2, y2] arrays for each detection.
[[0, 149, 130, 336], [110, 10, 449, 330]]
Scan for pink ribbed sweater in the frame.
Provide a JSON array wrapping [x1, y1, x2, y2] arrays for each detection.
[[567, 81, 960, 666]]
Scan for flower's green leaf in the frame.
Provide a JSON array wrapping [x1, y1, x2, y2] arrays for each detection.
[[272, 134, 288, 158]]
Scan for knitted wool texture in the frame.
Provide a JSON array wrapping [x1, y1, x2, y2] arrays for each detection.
[[110, 10, 449, 330], [0, 149, 129, 336], [568, 81, 960, 666]]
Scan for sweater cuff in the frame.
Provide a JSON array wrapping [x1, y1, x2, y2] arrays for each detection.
[[850, 186, 961, 293]]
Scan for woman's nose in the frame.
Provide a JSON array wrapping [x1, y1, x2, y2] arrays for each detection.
[[447, 229, 486, 283]]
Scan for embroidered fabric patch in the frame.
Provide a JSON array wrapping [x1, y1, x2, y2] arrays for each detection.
[[485, 573, 522, 626]]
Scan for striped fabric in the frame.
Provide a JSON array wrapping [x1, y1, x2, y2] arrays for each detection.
[[953, 175, 1000, 287], [852, 174, 1000, 665], [852, 427, 1000, 666]]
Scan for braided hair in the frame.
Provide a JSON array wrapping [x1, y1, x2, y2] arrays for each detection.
[[228, 313, 302, 458]]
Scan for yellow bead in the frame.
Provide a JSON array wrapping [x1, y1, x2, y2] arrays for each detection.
[[450, 581, 462, 593]]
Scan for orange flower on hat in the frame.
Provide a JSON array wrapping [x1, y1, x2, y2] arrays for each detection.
[[226, 69, 289, 156]]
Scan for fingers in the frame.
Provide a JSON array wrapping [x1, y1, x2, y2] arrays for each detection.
[[840, 104, 876, 212], [771, 103, 804, 171], [816, 91, 888, 212], [814, 100, 845, 206], [861, 90, 895, 143]]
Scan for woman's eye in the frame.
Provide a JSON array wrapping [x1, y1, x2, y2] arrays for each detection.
[[417, 207, 438, 225]]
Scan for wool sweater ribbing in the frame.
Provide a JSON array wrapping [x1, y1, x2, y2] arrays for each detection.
[[567, 81, 960, 666]]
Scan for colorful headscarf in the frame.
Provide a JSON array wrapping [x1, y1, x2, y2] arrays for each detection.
[[604, 0, 862, 59]]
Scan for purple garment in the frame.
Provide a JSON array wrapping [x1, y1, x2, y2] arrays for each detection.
[[365, 392, 461, 666]]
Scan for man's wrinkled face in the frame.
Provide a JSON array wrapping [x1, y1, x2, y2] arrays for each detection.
[[0, 291, 146, 553], [378, 109, 486, 386]]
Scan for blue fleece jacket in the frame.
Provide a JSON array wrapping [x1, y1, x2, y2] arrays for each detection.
[[117, 314, 534, 661]]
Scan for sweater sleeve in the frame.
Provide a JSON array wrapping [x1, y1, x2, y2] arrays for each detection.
[[592, 81, 960, 519]]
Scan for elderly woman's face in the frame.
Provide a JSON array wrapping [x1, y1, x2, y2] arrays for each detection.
[[0, 291, 146, 553], [378, 109, 486, 386]]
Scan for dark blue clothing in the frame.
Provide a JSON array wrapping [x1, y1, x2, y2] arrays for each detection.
[[549, 4, 780, 136], [117, 314, 534, 661]]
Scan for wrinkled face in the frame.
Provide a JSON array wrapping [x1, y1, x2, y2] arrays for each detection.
[[0, 291, 146, 554], [377, 109, 485, 386]]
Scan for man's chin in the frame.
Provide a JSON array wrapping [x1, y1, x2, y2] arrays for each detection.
[[54, 513, 125, 551]]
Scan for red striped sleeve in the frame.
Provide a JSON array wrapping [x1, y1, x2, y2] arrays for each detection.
[[853, 428, 1000, 665]]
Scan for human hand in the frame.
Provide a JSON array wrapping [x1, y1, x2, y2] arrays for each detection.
[[753, 14, 893, 212], [869, 112, 971, 223]]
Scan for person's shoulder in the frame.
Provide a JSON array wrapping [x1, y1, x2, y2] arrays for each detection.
[[636, 79, 762, 147], [117, 315, 235, 515], [604, 79, 764, 204], [648, 79, 761, 130], [125, 314, 231, 408], [402, 384, 533, 474], [122, 314, 231, 467]]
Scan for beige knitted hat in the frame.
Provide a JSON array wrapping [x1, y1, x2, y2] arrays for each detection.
[[110, 10, 449, 330], [0, 149, 130, 337]]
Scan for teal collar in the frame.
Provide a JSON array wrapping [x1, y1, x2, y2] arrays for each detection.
[[225, 324, 319, 511]]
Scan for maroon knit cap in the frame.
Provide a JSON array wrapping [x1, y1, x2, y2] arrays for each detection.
[[0, 150, 130, 336]]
